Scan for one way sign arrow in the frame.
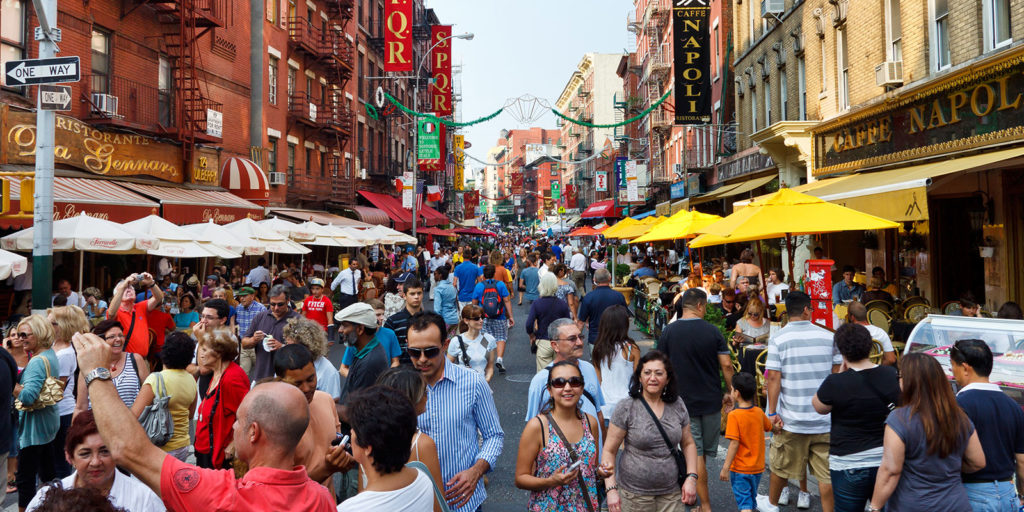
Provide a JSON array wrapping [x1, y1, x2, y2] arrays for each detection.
[[39, 85, 72, 111], [4, 56, 80, 86]]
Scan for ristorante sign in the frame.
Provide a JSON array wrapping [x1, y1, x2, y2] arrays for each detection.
[[2, 109, 184, 183], [813, 48, 1024, 176], [672, 0, 712, 124]]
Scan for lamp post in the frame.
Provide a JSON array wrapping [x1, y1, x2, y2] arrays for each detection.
[[411, 32, 473, 238]]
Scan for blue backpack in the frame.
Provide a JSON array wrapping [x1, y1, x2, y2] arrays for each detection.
[[480, 279, 504, 319]]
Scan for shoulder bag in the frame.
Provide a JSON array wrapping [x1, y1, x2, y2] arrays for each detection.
[[545, 412, 596, 512], [406, 460, 452, 512], [138, 372, 174, 446], [15, 356, 64, 412], [455, 335, 471, 367], [639, 398, 688, 486]]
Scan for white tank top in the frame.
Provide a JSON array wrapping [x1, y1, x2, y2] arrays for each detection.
[[599, 343, 634, 418]]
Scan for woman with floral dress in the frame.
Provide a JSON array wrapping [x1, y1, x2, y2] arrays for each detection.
[[516, 361, 612, 511]]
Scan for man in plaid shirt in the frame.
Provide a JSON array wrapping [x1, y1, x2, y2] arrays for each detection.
[[235, 286, 266, 375]]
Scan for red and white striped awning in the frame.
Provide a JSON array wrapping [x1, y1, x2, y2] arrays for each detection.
[[120, 182, 264, 225], [220, 156, 270, 204], [0, 177, 159, 229]]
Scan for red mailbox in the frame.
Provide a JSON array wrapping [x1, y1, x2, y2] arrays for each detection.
[[805, 259, 835, 329]]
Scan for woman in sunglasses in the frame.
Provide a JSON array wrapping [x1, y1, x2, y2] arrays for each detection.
[[446, 305, 496, 382], [516, 361, 611, 511], [602, 350, 698, 512], [733, 297, 769, 347]]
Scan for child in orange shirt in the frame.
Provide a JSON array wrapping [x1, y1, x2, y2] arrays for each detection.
[[720, 373, 772, 512]]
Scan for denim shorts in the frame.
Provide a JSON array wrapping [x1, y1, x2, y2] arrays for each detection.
[[730, 471, 761, 511]]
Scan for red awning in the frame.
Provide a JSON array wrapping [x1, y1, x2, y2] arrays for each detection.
[[119, 182, 264, 224], [454, 227, 496, 237], [417, 227, 454, 237], [358, 191, 412, 231], [581, 199, 620, 218], [0, 177, 159, 229], [340, 206, 391, 227], [221, 156, 270, 205], [419, 205, 449, 226], [269, 208, 372, 228]]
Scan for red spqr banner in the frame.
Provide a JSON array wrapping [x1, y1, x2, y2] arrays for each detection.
[[430, 25, 452, 116], [384, 0, 412, 72]]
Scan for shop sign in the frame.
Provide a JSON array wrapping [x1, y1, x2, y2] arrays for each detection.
[[813, 49, 1024, 175], [206, 109, 223, 138], [2, 109, 184, 183], [384, 0, 412, 72], [190, 146, 221, 186], [595, 171, 608, 192], [717, 151, 775, 182], [672, 1, 712, 124], [670, 180, 686, 199]]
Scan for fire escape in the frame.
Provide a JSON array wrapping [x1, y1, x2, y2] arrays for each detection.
[[644, 0, 672, 183], [287, 0, 355, 208]]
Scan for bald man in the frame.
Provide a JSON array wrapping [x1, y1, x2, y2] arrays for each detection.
[[71, 331, 337, 511], [847, 301, 897, 366]]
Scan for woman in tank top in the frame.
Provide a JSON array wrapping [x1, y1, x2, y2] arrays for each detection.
[[590, 305, 640, 422]]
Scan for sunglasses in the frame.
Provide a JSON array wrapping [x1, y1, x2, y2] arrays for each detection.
[[407, 346, 442, 359], [548, 376, 584, 389], [464, 316, 482, 321], [269, 301, 288, 308], [16, 332, 31, 339]]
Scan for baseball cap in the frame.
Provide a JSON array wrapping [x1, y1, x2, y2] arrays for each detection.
[[308, 278, 325, 288], [236, 286, 256, 296], [334, 302, 378, 327], [206, 275, 219, 282]]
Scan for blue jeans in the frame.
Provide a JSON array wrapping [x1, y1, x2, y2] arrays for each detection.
[[964, 481, 1019, 512], [730, 471, 760, 511], [831, 467, 879, 512]]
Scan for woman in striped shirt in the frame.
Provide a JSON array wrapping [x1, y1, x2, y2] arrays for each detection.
[[74, 319, 149, 415]]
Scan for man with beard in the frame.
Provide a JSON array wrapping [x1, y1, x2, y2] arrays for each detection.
[[334, 303, 388, 404]]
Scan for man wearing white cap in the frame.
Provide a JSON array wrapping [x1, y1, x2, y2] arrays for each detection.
[[334, 303, 389, 404]]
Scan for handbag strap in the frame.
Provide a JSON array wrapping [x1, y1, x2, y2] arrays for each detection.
[[639, 397, 680, 457], [858, 368, 896, 411], [544, 412, 596, 512], [40, 355, 52, 379], [124, 306, 137, 343], [154, 372, 166, 399], [456, 335, 471, 367], [405, 460, 451, 512]]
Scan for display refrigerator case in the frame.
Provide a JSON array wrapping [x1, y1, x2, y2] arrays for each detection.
[[904, 314, 1024, 407]]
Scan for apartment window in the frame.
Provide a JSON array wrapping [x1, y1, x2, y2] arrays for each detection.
[[320, 150, 327, 177], [1, 0, 26, 89], [751, 91, 758, 132], [287, 143, 296, 175], [837, 26, 849, 110], [764, 77, 772, 126], [287, 67, 296, 100], [305, 147, 313, 175], [984, 0, 1011, 51], [884, 0, 903, 61], [305, 76, 312, 99], [91, 28, 111, 94], [819, 37, 827, 93], [713, 22, 720, 79], [287, 0, 295, 21], [779, 68, 788, 121], [345, 157, 352, 178], [267, 137, 279, 172], [268, 56, 279, 105], [749, 4, 757, 49], [933, 0, 950, 70], [798, 57, 807, 120], [158, 55, 172, 126], [357, 55, 363, 98], [266, 0, 277, 24]]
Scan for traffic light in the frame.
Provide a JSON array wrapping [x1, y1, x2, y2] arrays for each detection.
[[19, 178, 33, 214]]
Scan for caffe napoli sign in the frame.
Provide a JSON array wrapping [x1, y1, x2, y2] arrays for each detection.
[[2, 108, 184, 183]]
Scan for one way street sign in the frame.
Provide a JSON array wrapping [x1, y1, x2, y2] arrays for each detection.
[[39, 85, 72, 111], [4, 56, 80, 86]]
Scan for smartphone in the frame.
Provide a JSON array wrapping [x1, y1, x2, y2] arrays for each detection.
[[331, 434, 349, 447], [566, 459, 583, 472]]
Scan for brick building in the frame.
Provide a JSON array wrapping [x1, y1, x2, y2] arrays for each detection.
[[483, 127, 560, 224]]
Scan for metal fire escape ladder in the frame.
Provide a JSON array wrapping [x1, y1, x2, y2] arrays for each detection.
[[160, 0, 201, 170]]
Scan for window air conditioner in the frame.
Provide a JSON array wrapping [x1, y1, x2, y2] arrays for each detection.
[[91, 93, 119, 117], [359, 168, 367, 180], [761, 0, 784, 17], [268, 172, 287, 185], [875, 60, 904, 86]]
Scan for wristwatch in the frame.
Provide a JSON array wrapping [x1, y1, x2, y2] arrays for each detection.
[[84, 367, 112, 387]]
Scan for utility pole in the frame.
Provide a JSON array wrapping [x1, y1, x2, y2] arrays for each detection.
[[30, 0, 58, 315]]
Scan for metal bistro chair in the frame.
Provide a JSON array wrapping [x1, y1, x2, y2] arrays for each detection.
[[863, 300, 893, 314], [941, 300, 962, 316], [868, 340, 885, 365], [867, 307, 893, 335], [755, 349, 769, 408], [904, 303, 931, 324]]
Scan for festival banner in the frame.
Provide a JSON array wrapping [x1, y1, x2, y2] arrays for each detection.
[[511, 171, 524, 195], [453, 134, 464, 190], [384, 0, 413, 72], [673, 0, 712, 124], [418, 121, 446, 171], [430, 25, 453, 116], [463, 190, 479, 218], [565, 185, 577, 209]]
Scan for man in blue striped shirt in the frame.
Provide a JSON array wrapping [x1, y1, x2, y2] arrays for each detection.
[[409, 312, 504, 512]]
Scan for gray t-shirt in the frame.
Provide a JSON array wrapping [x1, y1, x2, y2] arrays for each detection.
[[610, 397, 690, 495], [884, 407, 973, 512]]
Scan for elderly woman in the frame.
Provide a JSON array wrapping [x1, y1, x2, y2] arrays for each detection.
[[193, 328, 249, 469], [283, 316, 342, 401], [813, 323, 901, 512], [75, 320, 150, 415], [24, 411, 163, 512], [129, 332, 197, 462], [47, 306, 90, 479], [602, 350, 699, 512], [14, 314, 63, 512], [526, 273, 573, 372], [868, 353, 986, 511]]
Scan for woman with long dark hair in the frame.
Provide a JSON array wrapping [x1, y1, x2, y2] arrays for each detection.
[[516, 361, 611, 510], [590, 305, 639, 421], [602, 350, 698, 512], [868, 353, 985, 511]]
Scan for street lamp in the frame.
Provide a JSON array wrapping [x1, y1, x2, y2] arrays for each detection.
[[411, 32, 473, 238]]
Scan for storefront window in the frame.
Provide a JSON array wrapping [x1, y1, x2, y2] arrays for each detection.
[[0, 0, 26, 90]]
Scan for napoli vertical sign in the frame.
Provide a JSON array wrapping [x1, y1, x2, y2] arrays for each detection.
[[673, 0, 712, 124]]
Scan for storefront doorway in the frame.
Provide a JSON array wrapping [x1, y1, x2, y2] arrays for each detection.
[[931, 196, 986, 307]]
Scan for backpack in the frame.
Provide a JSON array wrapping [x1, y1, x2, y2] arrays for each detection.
[[480, 279, 504, 319]]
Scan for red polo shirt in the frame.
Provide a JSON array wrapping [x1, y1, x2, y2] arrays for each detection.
[[302, 295, 333, 330], [160, 455, 334, 511]]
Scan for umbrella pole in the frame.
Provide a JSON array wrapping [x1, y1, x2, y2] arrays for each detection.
[[785, 234, 795, 288], [78, 250, 84, 293], [755, 240, 770, 307]]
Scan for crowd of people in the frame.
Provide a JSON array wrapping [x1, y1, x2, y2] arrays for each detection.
[[0, 232, 1020, 512]]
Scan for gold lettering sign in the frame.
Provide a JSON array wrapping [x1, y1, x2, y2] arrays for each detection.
[[191, 146, 221, 186], [2, 110, 184, 183]]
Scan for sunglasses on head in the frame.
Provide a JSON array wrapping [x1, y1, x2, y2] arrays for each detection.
[[549, 376, 584, 389], [407, 346, 442, 359]]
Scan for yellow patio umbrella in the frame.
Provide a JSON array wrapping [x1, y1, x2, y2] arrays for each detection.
[[600, 217, 639, 239], [631, 210, 723, 243], [606, 216, 668, 240]]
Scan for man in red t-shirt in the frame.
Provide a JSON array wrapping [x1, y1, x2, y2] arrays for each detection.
[[146, 305, 176, 355], [107, 272, 163, 357], [302, 278, 333, 331], [71, 331, 348, 512]]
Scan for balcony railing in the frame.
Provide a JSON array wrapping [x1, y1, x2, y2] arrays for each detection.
[[288, 18, 326, 57], [82, 74, 163, 131], [131, 0, 230, 29], [287, 173, 333, 205], [288, 91, 319, 124], [188, 96, 224, 139], [650, 108, 672, 132], [318, 101, 354, 135]]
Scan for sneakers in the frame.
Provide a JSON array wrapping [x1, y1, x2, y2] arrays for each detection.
[[797, 491, 811, 509], [756, 494, 780, 512], [495, 360, 506, 373], [778, 487, 791, 506]]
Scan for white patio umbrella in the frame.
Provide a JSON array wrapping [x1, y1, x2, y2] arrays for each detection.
[[183, 219, 266, 256], [124, 215, 241, 259], [258, 216, 316, 241], [0, 249, 27, 280], [225, 218, 311, 255], [0, 212, 160, 291], [298, 222, 367, 248], [337, 226, 383, 245], [364, 225, 416, 245]]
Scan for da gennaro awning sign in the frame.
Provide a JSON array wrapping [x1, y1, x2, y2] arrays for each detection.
[[5, 56, 80, 86]]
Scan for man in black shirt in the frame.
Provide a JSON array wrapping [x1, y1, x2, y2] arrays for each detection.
[[334, 303, 388, 404], [657, 288, 734, 512], [384, 277, 424, 365]]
